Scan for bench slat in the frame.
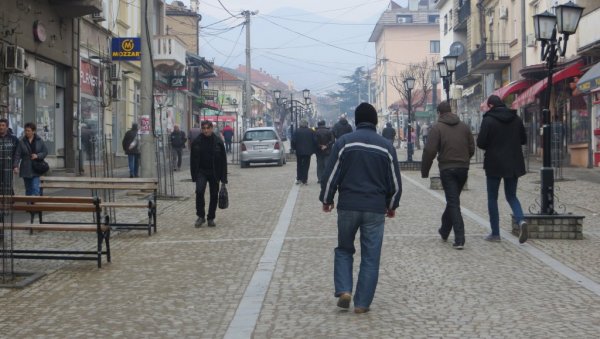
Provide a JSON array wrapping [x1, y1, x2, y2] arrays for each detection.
[[10, 223, 109, 232], [9, 195, 97, 204], [42, 176, 158, 183], [41, 182, 158, 190], [12, 204, 98, 213], [102, 202, 149, 208]]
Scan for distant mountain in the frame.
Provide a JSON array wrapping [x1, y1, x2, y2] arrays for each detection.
[[198, 6, 381, 95]]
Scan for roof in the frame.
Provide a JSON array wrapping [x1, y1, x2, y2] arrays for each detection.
[[369, 1, 439, 42], [234, 65, 289, 90], [166, 1, 200, 18], [211, 65, 244, 82]]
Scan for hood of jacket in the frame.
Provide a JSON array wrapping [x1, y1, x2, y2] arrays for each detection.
[[338, 118, 349, 125], [438, 113, 461, 126], [356, 122, 376, 131], [484, 106, 517, 123]]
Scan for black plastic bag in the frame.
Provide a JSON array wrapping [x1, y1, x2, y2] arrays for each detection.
[[32, 159, 49, 175], [218, 184, 229, 209]]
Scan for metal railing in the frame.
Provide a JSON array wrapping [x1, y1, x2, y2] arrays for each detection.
[[455, 61, 469, 81], [457, 0, 471, 26], [471, 42, 510, 69]]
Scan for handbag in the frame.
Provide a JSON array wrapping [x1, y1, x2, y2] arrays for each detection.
[[218, 184, 229, 209], [32, 159, 49, 175]]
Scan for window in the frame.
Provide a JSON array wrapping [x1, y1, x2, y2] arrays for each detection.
[[396, 15, 413, 23], [444, 14, 448, 34], [430, 40, 440, 53], [244, 130, 278, 141], [428, 15, 440, 24]]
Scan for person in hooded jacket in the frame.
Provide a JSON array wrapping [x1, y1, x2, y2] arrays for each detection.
[[477, 95, 528, 244], [315, 120, 335, 183], [332, 114, 353, 139], [381, 122, 396, 145], [422, 101, 474, 249], [190, 120, 228, 228]]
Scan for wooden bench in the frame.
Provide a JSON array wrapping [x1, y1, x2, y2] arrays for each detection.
[[1, 195, 111, 268], [41, 176, 158, 235]]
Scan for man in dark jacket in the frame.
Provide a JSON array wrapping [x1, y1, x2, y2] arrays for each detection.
[[0, 119, 18, 195], [332, 114, 353, 139], [222, 124, 234, 153], [292, 120, 316, 185], [315, 120, 335, 184], [477, 95, 528, 243], [381, 122, 396, 145], [122, 123, 140, 178], [320, 103, 402, 314], [190, 121, 228, 228], [170, 124, 187, 171], [422, 101, 474, 250]]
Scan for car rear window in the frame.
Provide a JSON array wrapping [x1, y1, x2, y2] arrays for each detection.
[[244, 130, 277, 141]]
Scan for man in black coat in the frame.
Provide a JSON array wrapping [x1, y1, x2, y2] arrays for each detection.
[[477, 95, 528, 243], [315, 120, 335, 183], [292, 120, 316, 185], [190, 121, 228, 228], [170, 124, 187, 171], [122, 123, 140, 178], [381, 122, 396, 145], [332, 114, 353, 139]]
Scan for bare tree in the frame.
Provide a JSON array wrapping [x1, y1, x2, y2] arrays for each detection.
[[389, 58, 437, 113]]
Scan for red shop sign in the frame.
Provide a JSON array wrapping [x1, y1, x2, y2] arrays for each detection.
[[80, 60, 103, 96]]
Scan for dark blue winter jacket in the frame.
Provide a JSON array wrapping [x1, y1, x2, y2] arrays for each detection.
[[319, 122, 402, 214]]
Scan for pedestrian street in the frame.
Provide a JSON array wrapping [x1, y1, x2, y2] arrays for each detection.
[[1, 157, 600, 338]]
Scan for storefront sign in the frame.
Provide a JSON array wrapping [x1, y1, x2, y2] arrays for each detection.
[[111, 37, 142, 61], [170, 76, 187, 88], [80, 60, 102, 96], [139, 115, 151, 135]]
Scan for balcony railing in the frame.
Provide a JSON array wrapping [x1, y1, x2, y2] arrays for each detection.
[[454, 61, 469, 81], [457, 0, 471, 26], [153, 35, 187, 68], [471, 42, 510, 70]]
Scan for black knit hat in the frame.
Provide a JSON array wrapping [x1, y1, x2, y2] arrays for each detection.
[[355, 102, 378, 125]]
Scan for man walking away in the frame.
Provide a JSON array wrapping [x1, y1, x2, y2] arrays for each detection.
[[421, 101, 474, 250], [170, 124, 187, 171], [190, 121, 228, 228], [422, 122, 430, 146], [320, 102, 402, 314], [292, 120, 316, 185], [122, 123, 140, 178], [477, 95, 528, 243], [315, 120, 335, 184], [381, 122, 396, 146], [332, 114, 353, 139], [222, 124, 234, 153]]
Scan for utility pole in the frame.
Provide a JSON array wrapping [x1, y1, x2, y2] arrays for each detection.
[[243, 10, 257, 130], [382, 58, 388, 119], [140, 0, 157, 177]]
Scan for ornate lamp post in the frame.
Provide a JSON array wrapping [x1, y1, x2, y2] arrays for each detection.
[[404, 76, 415, 162], [431, 69, 439, 122], [533, 1, 584, 215], [437, 61, 449, 101]]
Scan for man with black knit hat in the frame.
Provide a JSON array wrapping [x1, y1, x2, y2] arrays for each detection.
[[320, 102, 402, 314], [422, 101, 474, 250]]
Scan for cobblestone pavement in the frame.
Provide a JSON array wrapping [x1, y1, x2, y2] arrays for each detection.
[[1, 150, 600, 338]]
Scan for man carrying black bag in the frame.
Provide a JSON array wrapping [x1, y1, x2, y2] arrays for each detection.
[[190, 121, 228, 228]]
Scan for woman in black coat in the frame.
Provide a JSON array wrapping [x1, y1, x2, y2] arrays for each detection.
[[14, 122, 48, 196], [477, 95, 528, 244]]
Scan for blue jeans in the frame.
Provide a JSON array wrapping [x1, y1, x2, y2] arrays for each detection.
[[334, 210, 385, 309], [23, 176, 41, 196], [439, 168, 469, 245], [128, 154, 140, 177], [486, 176, 524, 236]]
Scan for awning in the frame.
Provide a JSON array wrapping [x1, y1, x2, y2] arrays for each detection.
[[479, 79, 535, 111], [577, 62, 600, 93], [512, 61, 584, 109], [203, 115, 236, 122]]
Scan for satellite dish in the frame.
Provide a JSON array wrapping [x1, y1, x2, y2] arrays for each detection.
[[449, 41, 465, 57]]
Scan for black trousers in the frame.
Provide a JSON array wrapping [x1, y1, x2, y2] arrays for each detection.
[[296, 155, 311, 183], [225, 140, 232, 153], [172, 147, 183, 169], [196, 173, 220, 220], [439, 168, 469, 244], [316, 154, 329, 182]]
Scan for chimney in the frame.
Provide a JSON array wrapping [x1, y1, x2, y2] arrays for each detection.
[[191, 0, 199, 13]]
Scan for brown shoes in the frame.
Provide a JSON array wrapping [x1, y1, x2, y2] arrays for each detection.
[[354, 307, 370, 314], [336, 293, 351, 309]]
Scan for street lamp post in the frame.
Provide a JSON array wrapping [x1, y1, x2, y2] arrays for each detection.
[[438, 54, 458, 103], [431, 69, 439, 122], [405, 76, 415, 162], [532, 1, 584, 215], [274, 89, 310, 151]]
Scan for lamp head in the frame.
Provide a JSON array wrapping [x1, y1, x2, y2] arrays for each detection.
[[273, 89, 281, 100], [303, 88, 310, 99], [405, 76, 416, 90], [555, 1, 584, 36], [444, 54, 458, 72], [533, 10, 557, 41], [437, 61, 448, 77]]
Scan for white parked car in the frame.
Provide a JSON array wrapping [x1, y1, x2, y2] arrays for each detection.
[[240, 127, 286, 168]]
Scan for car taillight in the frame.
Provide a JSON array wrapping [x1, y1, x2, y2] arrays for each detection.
[[274, 142, 280, 150], [241, 143, 247, 151]]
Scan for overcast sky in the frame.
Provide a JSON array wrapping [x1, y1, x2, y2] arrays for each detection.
[[173, 0, 409, 94]]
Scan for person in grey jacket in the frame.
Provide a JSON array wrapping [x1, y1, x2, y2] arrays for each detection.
[[14, 122, 48, 196]]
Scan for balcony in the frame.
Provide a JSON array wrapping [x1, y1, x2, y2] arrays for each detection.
[[455, 61, 469, 81], [454, 0, 470, 32], [153, 36, 187, 71], [470, 42, 511, 73], [454, 60, 481, 86], [49, 0, 102, 17]]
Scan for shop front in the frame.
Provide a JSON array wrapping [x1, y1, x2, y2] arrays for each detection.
[[576, 61, 600, 167]]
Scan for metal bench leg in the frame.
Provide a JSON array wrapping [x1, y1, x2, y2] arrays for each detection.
[[97, 230, 102, 268], [104, 215, 111, 262], [147, 208, 152, 236]]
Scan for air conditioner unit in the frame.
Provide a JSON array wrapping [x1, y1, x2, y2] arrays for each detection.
[[4, 45, 26, 73], [526, 33, 537, 47], [109, 63, 120, 81], [397, 17, 409, 23], [452, 87, 463, 99], [499, 6, 508, 20]]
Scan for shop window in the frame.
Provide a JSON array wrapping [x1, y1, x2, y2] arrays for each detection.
[[570, 95, 589, 144]]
